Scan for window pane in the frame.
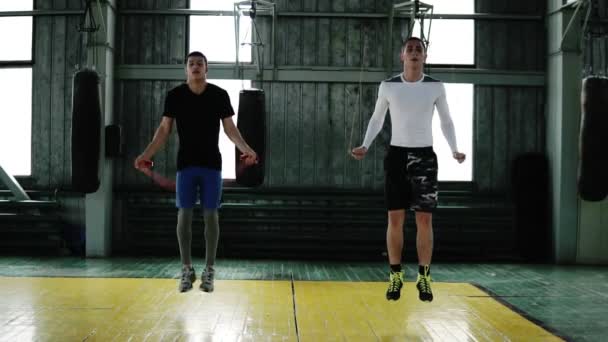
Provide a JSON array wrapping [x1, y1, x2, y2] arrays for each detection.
[[0, 68, 32, 176], [0, 17, 33, 60], [190, 0, 235, 11], [211, 79, 252, 179], [189, 16, 251, 63], [413, 19, 474, 65], [432, 83, 472, 181], [0, 1, 33, 11]]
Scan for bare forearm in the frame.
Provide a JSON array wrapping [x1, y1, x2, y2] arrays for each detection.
[[142, 127, 170, 158], [225, 126, 253, 154]]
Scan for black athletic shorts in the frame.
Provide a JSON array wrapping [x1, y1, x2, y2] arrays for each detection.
[[384, 145, 438, 212]]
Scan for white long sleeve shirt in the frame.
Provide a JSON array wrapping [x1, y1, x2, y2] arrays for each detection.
[[362, 73, 459, 153]]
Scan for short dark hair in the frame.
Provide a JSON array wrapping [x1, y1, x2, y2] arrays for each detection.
[[186, 51, 207, 64], [402, 37, 427, 52]]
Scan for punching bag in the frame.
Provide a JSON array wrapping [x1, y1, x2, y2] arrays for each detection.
[[71, 69, 101, 193], [235, 89, 265, 187], [578, 76, 608, 201]]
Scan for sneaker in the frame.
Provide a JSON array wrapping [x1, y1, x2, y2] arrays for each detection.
[[200, 266, 215, 292], [178, 266, 196, 293], [386, 271, 404, 301], [416, 266, 433, 302]]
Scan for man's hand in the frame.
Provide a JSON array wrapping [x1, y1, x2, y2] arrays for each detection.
[[453, 152, 466, 164], [240, 150, 258, 166], [351, 146, 368, 160], [134, 155, 153, 170]]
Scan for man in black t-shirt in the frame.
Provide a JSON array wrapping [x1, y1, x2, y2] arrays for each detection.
[[135, 51, 257, 293]]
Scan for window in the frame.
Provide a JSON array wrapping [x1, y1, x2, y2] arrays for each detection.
[[414, 1, 474, 181], [412, 0, 474, 65], [190, 0, 234, 11], [433, 83, 473, 181], [189, 0, 252, 63], [0, 1, 33, 176]]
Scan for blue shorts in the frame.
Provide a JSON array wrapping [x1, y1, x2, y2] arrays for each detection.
[[176, 167, 222, 209]]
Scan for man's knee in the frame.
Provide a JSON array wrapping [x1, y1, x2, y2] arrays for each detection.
[[387, 210, 405, 229], [415, 212, 432, 227]]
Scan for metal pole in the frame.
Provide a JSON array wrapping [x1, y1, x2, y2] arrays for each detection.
[[0, 165, 30, 201]]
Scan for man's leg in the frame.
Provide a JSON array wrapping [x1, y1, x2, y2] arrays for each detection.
[[199, 167, 222, 292], [203, 209, 219, 267], [175, 168, 198, 293], [200, 209, 219, 292], [176, 208, 196, 292], [415, 212, 433, 266], [415, 211, 434, 301], [409, 148, 438, 302], [384, 146, 409, 301], [387, 209, 406, 266], [177, 208, 194, 266], [386, 209, 406, 300]]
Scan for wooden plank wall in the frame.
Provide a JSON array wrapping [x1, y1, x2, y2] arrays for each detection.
[[251, 0, 548, 193], [32, 0, 84, 189], [586, 1, 607, 76], [30, 0, 547, 194], [24, 0, 550, 257], [255, 82, 389, 188], [114, 0, 187, 189], [474, 0, 546, 194], [29, 0, 187, 191], [31, 0, 85, 228]]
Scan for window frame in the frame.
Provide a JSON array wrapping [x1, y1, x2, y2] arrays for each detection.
[[186, 5, 253, 64], [0, 8, 34, 177], [412, 19, 476, 69]]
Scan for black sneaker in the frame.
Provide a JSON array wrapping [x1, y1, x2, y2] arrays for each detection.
[[386, 271, 404, 301], [178, 266, 196, 293], [200, 266, 215, 292], [416, 266, 433, 302]]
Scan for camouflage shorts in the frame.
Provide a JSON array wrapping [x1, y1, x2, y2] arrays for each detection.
[[384, 146, 438, 212]]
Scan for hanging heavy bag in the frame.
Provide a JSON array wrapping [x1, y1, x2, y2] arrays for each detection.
[[578, 76, 608, 201], [235, 89, 266, 187], [71, 68, 102, 193]]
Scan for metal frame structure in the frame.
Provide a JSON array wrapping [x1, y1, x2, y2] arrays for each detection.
[[233, 0, 276, 80], [387, 0, 434, 74], [0, 164, 30, 201], [115, 64, 545, 86]]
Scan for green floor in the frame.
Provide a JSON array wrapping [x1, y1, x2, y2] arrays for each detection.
[[1, 257, 607, 341]]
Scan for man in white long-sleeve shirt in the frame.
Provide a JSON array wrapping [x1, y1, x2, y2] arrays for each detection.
[[351, 37, 466, 302]]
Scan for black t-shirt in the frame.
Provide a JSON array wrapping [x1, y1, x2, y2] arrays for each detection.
[[163, 83, 234, 171]]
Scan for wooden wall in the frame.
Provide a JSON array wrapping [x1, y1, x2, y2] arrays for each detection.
[[113, 0, 186, 190], [19, 0, 551, 258], [585, 1, 608, 76], [255, 82, 389, 188], [474, 0, 546, 194], [29, 0, 548, 195], [254, 0, 548, 193], [31, 0, 84, 188]]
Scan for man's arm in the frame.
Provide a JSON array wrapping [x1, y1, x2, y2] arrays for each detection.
[[134, 116, 174, 169], [435, 86, 465, 163], [361, 83, 389, 149], [222, 116, 258, 164], [352, 83, 389, 160]]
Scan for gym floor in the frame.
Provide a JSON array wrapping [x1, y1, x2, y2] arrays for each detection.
[[0, 258, 606, 341]]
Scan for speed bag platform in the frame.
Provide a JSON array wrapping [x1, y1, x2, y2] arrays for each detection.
[[71, 68, 101, 194], [235, 89, 265, 187], [578, 76, 608, 201]]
